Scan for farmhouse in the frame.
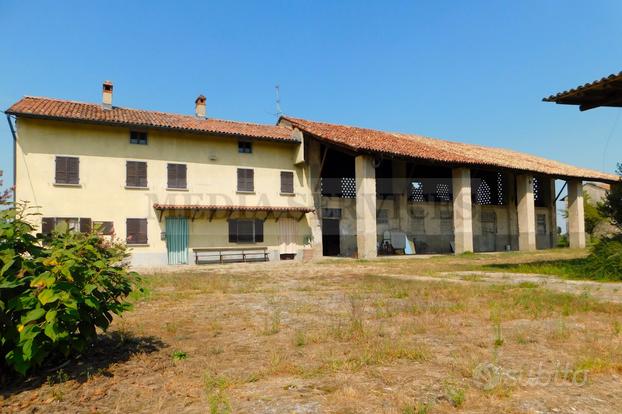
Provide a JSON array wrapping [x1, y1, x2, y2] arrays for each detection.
[[5, 82, 619, 265]]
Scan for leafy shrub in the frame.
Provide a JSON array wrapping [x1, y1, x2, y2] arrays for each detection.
[[0, 205, 140, 376], [583, 234, 622, 281]]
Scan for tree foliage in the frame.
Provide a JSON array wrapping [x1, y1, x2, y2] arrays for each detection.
[[599, 163, 622, 230], [0, 204, 140, 376]]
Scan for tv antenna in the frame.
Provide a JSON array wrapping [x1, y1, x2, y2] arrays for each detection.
[[275, 84, 283, 118]]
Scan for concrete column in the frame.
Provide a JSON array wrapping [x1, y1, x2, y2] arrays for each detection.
[[452, 168, 473, 254], [567, 180, 586, 249], [355, 155, 377, 259], [392, 160, 409, 230], [516, 174, 536, 251], [306, 138, 323, 257]]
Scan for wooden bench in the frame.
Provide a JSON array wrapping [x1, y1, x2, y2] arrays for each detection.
[[193, 247, 269, 264]]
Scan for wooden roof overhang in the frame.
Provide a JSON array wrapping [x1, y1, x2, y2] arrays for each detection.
[[543, 71, 622, 111], [152, 203, 314, 222]]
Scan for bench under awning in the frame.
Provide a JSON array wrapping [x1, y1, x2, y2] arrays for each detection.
[[153, 203, 314, 222]]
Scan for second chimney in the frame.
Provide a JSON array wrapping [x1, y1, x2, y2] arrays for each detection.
[[195, 95, 206, 118], [102, 81, 113, 109]]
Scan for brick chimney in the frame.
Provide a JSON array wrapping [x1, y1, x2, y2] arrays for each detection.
[[195, 95, 206, 118], [102, 81, 113, 109]]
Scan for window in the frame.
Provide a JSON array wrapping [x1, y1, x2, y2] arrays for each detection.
[[409, 181, 425, 202], [238, 141, 252, 153], [228, 219, 263, 243], [126, 161, 147, 188], [55, 156, 79, 185], [126, 218, 148, 244], [130, 131, 148, 145], [93, 221, 115, 236], [167, 163, 187, 189], [41, 217, 91, 235], [237, 168, 254, 192], [280, 171, 294, 194]]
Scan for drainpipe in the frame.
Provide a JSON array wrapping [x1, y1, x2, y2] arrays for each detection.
[[5, 113, 17, 203]]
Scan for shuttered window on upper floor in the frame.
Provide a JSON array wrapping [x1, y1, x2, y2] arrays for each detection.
[[280, 171, 294, 194], [237, 168, 254, 192], [126, 161, 148, 188], [55, 156, 79, 185], [167, 163, 187, 189]]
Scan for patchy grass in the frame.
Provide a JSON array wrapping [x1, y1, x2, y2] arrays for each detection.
[[4, 249, 622, 413]]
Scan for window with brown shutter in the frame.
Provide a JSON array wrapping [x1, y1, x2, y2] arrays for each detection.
[[237, 168, 254, 192], [280, 171, 294, 194], [93, 221, 115, 235], [55, 156, 79, 184], [126, 161, 148, 188], [167, 163, 187, 189], [126, 218, 148, 244], [79, 218, 92, 233], [42, 217, 55, 235]]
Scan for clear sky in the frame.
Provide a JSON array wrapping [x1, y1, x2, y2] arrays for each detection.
[[1, 0, 621, 195]]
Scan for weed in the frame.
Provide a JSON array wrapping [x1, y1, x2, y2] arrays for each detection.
[[402, 401, 431, 414], [171, 350, 188, 361], [294, 330, 307, 347], [262, 298, 282, 336], [445, 385, 465, 408], [613, 320, 622, 336]]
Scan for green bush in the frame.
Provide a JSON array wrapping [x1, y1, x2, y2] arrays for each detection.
[[0, 205, 140, 376], [583, 234, 622, 281]]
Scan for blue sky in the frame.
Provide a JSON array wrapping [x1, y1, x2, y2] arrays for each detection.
[[1, 0, 621, 194]]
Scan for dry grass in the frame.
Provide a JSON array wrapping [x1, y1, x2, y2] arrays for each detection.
[[3, 249, 622, 413]]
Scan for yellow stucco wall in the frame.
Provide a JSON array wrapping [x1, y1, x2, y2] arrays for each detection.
[[15, 118, 313, 265]]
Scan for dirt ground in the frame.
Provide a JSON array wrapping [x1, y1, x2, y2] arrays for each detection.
[[2, 249, 622, 413]]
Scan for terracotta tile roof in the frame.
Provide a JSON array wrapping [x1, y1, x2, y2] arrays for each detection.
[[6, 96, 295, 142], [153, 204, 314, 212], [543, 71, 622, 106], [281, 116, 620, 183]]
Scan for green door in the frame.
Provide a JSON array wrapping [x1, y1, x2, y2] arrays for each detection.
[[166, 217, 189, 264]]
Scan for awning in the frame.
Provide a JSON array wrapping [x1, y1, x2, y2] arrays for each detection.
[[153, 203, 314, 222]]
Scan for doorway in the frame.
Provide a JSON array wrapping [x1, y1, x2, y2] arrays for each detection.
[[322, 219, 341, 256], [166, 217, 189, 264], [480, 211, 497, 252]]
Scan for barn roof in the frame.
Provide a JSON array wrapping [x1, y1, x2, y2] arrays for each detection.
[[281, 116, 619, 183], [543, 71, 622, 111]]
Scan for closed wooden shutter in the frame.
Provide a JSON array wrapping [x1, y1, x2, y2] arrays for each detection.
[[94, 221, 114, 235], [280, 171, 294, 194], [42, 217, 55, 235], [55, 157, 67, 183], [137, 162, 147, 187], [228, 220, 237, 243], [168, 164, 187, 189], [127, 218, 148, 244], [254, 219, 264, 243], [55, 157, 79, 184], [80, 218, 92, 233], [237, 169, 254, 192], [127, 161, 147, 187], [68, 158, 79, 184]]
